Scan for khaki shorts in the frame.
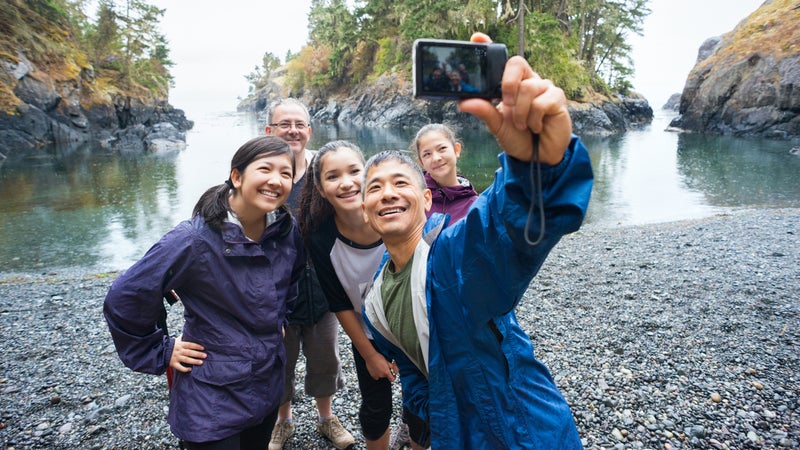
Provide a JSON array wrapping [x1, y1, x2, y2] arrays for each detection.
[[280, 311, 344, 403]]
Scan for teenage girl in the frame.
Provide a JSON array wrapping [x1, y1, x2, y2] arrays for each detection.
[[298, 140, 405, 450], [412, 123, 478, 222], [104, 136, 305, 450]]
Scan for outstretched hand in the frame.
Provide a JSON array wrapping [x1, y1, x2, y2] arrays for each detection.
[[458, 32, 572, 165]]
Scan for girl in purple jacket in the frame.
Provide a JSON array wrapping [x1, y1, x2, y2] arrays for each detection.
[[104, 136, 305, 450], [412, 123, 478, 222]]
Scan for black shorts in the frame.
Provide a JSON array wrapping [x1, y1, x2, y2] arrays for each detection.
[[182, 408, 278, 450], [352, 341, 394, 440], [403, 406, 431, 448]]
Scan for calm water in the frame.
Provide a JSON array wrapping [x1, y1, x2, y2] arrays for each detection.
[[1, 110, 798, 273]]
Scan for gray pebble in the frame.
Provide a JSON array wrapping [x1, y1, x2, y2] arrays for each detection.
[[1, 208, 798, 449]]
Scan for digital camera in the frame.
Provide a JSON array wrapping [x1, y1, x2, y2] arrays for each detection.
[[413, 39, 508, 101]]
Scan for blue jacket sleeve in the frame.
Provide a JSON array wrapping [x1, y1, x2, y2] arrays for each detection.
[[103, 222, 195, 375], [431, 136, 594, 324]]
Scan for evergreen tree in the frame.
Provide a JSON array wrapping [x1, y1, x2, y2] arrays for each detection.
[[308, 0, 358, 85], [249, 0, 651, 99], [88, 0, 121, 65]]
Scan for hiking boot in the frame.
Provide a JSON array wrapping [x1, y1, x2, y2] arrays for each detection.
[[317, 415, 356, 449], [268, 420, 294, 450], [388, 421, 411, 450]]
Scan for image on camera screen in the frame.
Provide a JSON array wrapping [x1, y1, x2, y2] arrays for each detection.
[[418, 44, 488, 98]]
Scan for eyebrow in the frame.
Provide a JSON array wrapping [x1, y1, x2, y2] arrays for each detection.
[[323, 163, 357, 175], [258, 159, 293, 172]]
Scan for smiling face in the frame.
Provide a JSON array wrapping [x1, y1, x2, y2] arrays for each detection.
[[361, 157, 431, 243], [266, 103, 311, 157], [317, 147, 365, 215], [230, 153, 294, 221], [417, 130, 462, 187], [448, 72, 461, 86]]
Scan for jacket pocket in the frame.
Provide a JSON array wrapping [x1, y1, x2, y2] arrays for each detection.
[[170, 359, 257, 439], [192, 358, 252, 386]]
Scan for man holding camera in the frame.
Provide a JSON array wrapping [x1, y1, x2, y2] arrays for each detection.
[[362, 33, 593, 449]]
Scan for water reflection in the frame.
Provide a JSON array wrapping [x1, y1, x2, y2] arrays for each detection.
[[1, 111, 798, 272], [580, 121, 722, 227], [0, 144, 181, 271], [676, 133, 800, 207]]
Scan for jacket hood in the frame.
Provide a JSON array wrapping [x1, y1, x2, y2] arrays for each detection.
[[424, 172, 479, 222], [424, 172, 477, 203]]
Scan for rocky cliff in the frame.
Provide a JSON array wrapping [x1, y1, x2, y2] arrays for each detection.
[[239, 70, 653, 136], [670, 0, 800, 138], [0, 51, 193, 159], [0, 4, 192, 159]]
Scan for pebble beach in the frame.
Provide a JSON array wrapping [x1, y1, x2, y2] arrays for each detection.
[[1, 208, 798, 449]]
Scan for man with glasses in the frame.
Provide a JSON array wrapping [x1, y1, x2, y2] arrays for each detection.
[[265, 98, 356, 450]]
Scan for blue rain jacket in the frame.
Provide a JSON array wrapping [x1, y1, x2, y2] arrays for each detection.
[[365, 136, 593, 449], [104, 210, 304, 443]]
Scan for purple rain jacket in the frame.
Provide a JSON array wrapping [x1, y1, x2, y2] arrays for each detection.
[[103, 209, 305, 443], [424, 172, 479, 222]]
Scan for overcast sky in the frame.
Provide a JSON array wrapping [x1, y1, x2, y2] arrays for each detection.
[[156, 0, 313, 114], [629, 0, 764, 108], [152, 0, 765, 115]]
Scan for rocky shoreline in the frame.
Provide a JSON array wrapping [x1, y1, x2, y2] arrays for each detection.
[[238, 72, 653, 136], [1, 208, 798, 449]]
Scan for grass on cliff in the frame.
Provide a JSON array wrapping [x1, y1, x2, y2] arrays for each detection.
[[0, 0, 169, 114], [696, 0, 799, 71]]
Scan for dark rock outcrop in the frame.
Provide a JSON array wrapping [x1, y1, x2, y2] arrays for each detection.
[[670, 1, 800, 139], [0, 50, 193, 158], [663, 93, 681, 111], [240, 72, 653, 136]]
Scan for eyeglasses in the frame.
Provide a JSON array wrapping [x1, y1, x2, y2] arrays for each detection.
[[269, 121, 309, 131]]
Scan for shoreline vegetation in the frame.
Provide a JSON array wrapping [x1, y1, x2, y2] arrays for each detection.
[[1, 207, 798, 449]]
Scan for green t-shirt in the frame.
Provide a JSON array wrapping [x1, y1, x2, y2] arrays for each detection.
[[381, 254, 428, 378]]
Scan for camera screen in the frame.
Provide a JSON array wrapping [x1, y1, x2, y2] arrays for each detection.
[[417, 43, 489, 98]]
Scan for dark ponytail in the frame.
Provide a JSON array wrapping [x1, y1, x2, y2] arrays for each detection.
[[193, 136, 294, 230]]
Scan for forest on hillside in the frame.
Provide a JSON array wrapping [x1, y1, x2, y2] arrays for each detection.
[[245, 0, 651, 101], [0, 0, 172, 109]]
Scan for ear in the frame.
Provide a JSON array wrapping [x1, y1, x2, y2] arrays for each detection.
[[453, 142, 462, 158], [264, 125, 272, 135], [423, 188, 433, 213], [230, 168, 243, 189], [361, 201, 370, 225]]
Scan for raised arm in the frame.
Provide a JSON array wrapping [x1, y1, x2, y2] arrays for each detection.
[[432, 33, 593, 324], [458, 32, 572, 165]]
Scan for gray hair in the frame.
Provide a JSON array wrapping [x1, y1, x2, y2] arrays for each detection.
[[267, 98, 311, 123], [362, 150, 426, 200]]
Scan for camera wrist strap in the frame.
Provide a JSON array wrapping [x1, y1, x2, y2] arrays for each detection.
[[523, 132, 546, 246]]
